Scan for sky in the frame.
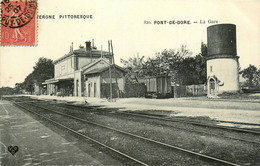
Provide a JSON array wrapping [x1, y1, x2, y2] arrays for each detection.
[[0, 0, 259, 87]]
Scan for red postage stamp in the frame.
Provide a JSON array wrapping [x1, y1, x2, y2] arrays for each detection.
[[0, 0, 37, 46]]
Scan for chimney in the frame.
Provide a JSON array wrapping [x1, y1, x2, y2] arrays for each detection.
[[85, 41, 91, 51], [70, 42, 73, 52]]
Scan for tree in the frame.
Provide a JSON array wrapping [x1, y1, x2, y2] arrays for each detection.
[[21, 57, 54, 93], [14, 83, 23, 94], [200, 42, 207, 58], [120, 53, 145, 82], [240, 65, 260, 86], [121, 43, 207, 85], [253, 69, 260, 86], [192, 42, 207, 84], [23, 73, 34, 94], [32, 57, 54, 85], [0, 87, 15, 96], [144, 44, 206, 85]]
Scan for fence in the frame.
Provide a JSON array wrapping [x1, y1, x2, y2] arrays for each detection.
[[174, 84, 207, 97]]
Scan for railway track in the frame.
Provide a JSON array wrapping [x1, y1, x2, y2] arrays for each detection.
[[6, 97, 260, 144], [119, 111, 260, 127], [10, 97, 260, 131], [65, 103, 260, 134], [12, 100, 241, 166], [32, 100, 260, 144], [13, 102, 147, 166], [119, 111, 260, 134]]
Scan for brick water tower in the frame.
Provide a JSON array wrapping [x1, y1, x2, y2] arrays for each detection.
[[207, 24, 240, 97]]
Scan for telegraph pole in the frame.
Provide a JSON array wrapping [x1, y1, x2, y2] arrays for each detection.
[[101, 45, 103, 58], [110, 40, 120, 98], [108, 40, 113, 101]]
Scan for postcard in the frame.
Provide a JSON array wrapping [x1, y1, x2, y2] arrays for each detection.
[[0, 0, 259, 165]]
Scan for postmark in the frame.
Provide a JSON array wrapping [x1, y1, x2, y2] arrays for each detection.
[[0, 0, 37, 46]]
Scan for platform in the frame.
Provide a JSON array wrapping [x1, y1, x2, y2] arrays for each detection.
[[0, 100, 121, 166], [27, 94, 260, 124]]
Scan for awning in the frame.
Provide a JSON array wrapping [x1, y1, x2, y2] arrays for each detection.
[[42, 79, 59, 85], [42, 77, 74, 85], [58, 78, 74, 81]]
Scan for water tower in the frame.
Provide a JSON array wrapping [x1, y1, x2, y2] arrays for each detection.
[[207, 24, 240, 97]]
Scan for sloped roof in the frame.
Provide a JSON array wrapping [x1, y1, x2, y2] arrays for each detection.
[[53, 48, 111, 64], [85, 64, 127, 75], [73, 48, 110, 56], [81, 58, 110, 72]]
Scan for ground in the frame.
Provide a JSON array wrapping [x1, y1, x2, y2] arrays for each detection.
[[0, 100, 122, 166], [21, 94, 260, 125], [1, 94, 259, 165]]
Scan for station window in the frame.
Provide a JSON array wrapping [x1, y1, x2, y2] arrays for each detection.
[[210, 66, 213, 72], [60, 65, 65, 75], [59, 65, 62, 75]]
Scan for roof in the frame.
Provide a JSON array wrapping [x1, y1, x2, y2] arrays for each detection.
[[138, 76, 171, 80], [53, 48, 111, 64], [53, 53, 73, 64], [42, 78, 58, 84], [85, 64, 127, 75], [73, 48, 110, 57], [81, 58, 109, 71], [42, 77, 73, 84]]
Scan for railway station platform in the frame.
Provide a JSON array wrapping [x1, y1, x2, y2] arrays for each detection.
[[21, 94, 260, 126], [0, 100, 122, 166], [4, 94, 260, 127]]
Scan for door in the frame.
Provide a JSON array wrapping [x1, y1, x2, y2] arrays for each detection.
[[209, 78, 215, 95], [88, 83, 91, 97], [76, 80, 79, 96], [94, 83, 96, 97]]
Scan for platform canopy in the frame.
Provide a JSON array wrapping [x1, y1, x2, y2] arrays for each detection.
[[42, 78, 59, 85]]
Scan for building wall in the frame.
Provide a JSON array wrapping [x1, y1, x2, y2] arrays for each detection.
[[54, 56, 74, 77], [53, 53, 114, 97], [74, 70, 82, 97], [85, 68, 126, 98], [54, 55, 109, 78], [83, 60, 110, 74], [47, 84, 56, 95], [85, 75, 101, 98], [139, 78, 157, 92], [100, 68, 125, 91], [78, 57, 94, 69], [79, 57, 111, 70], [102, 78, 125, 91], [156, 77, 170, 95], [207, 58, 239, 93], [138, 77, 171, 95]]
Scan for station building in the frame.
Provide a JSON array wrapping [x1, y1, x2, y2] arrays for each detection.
[[43, 41, 126, 98]]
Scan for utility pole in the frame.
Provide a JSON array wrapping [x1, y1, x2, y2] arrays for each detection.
[[108, 40, 113, 101], [110, 40, 120, 98], [101, 45, 103, 58], [90, 42, 92, 63]]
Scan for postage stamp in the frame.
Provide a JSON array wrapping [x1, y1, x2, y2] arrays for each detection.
[[0, 0, 37, 46]]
